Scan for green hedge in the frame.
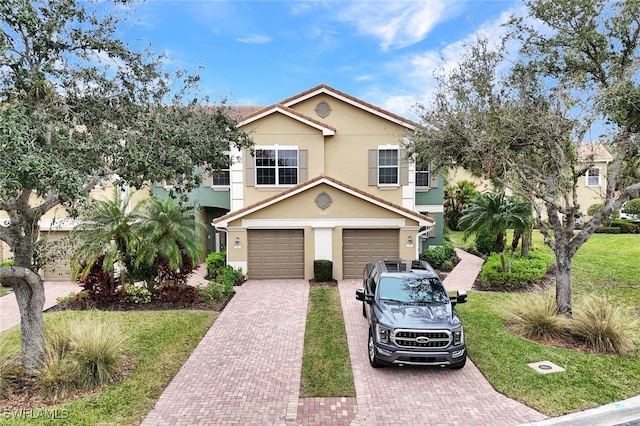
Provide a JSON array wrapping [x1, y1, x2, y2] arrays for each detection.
[[595, 226, 621, 234], [606, 219, 640, 234], [479, 250, 554, 290], [313, 260, 333, 282], [420, 241, 458, 270]]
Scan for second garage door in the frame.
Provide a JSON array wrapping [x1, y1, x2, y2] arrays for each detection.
[[248, 229, 304, 279], [342, 229, 399, 279]]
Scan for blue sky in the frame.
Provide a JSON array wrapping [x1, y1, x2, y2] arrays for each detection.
[[122, 1, 524, 120]]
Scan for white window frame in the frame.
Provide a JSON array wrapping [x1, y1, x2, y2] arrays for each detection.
[[586, 167, 601, 187], [415, 163, 430, 188], [255, 145, 299, 187], [377, 145, 399, 186]]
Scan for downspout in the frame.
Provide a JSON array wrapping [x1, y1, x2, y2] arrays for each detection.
[[415, 225, 433, 259]]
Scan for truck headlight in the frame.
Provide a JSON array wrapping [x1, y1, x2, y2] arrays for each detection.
[[376, 324, 391, 344], [453, 327, 464, 345]]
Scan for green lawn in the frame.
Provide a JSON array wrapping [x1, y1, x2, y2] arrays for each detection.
[[0, 310, 215, 425], [301, 286, 355, 397], [454, 231, 640, 416], [0, 288, 8, 297]]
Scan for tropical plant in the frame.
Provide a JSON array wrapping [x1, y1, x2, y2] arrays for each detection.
[[459, 192, 533, 272], [135, 197, 203, 288], [443, 180, 480, 230], [71, 188, 143, 282]]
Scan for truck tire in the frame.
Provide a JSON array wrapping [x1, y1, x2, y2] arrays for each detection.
[[448, 356, 466, 369], [368, 329, 384, 368]]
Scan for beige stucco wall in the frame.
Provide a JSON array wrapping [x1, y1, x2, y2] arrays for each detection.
[[223, 182, 421, 280], [240, 95, 412, 209]]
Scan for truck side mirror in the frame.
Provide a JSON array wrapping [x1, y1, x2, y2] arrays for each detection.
[[355, 288, 374, 303], [450, 290, 468, 305]]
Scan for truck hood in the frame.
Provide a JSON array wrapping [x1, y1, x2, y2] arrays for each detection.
[[375, 301, 461, 329]]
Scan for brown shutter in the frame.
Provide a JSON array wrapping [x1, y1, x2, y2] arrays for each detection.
[[299, 149, 308, 183], [400, 149, 408, 185], [245, 149, 255, 187], [368, 149, 377, 186]]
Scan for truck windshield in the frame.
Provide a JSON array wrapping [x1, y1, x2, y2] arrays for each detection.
[[378, 277, 449, 304]]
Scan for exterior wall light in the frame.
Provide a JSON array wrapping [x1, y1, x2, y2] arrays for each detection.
[[234, 237, 241, 249], [407, 236, 414, 247]]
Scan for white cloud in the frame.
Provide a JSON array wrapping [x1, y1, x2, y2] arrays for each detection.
[[335, 1, 458, 51], [235, 34, 273, 44], [370, 6, 524, 119]]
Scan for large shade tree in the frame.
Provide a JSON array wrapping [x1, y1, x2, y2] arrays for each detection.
[[406, 0, 640, 315], [0, 0, 253, 371]]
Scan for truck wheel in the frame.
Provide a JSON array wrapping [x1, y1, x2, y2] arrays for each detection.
[[448, 356, 466, 369], [368, 330, 384, 368], [362, 301, 366, 318]]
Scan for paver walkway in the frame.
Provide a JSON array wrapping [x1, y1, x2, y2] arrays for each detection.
[[0, 281, 80, 333]]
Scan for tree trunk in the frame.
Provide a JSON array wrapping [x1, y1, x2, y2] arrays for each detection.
[[12, 275, 46, 372], [555, 248, 573, 316]]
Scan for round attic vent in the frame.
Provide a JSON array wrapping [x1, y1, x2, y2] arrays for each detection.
[[315, 191, 332, 210], [315, 101, 331, 118]]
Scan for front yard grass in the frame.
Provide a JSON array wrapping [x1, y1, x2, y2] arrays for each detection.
[[0, 288, 8, 297], [301, 285, 355, 398], [0, 310, 215, 425], [455, 232, 640, 416]]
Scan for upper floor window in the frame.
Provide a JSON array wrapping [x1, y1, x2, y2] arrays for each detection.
[[211, 169, 230, 186], [416, 164, 430, 187], [378, 148, 399, 185], [586, 167, 600, 187], [255, 147, 298, 186]]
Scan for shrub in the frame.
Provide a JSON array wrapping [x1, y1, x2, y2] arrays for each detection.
[[0, 259, 13, 267], [313, 260, 333, 282], [0, 354, 21, 398], [420, 241, 457, 270], [206, 251, 227, 279], [624, 198, 640, 214], [508, 293, 568, 340], [479, 250, 553, 290], [120, 283, 152, 304], [608, 219, 640, 234], [595, 226, 621, 234], [78, 256, 119, 303], [157, 283, 202, 306], [197, 281, 226, 308], [69, 322, 127, 388], [569, 295, 636, 355], [38, 350, 79, 401], [587, 203, 604, 216], [217, 265, 244, 290], [474, 229, 495, 256]]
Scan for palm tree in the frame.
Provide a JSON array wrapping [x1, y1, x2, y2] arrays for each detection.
[[135, 196, 203, 287], [444, 180, 480, 230], [458, 192, 533, 272], [71, 187, 143, 283]]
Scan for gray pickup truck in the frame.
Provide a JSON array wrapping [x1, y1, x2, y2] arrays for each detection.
[[356, 259, 468, 368]]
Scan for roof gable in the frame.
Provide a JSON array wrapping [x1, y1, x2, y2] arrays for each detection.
[[279, 84, 418, 130], [237, 104, 336, 136], [213, 175, 433, 228]]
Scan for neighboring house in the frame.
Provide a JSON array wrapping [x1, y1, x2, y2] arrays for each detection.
[[446, 142, 613, 219], [1, 84, 445, 281], [208, 84, 444, 280]]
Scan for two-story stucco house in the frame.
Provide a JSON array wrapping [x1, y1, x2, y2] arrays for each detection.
[[3, 84, 445, 281], [200, 84, 444, 280]]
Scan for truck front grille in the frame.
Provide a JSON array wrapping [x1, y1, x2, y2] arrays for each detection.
[[393, 329, 452, 348]]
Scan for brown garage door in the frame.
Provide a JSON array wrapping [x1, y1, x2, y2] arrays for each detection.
[[248, 229, 304, 279], [342, 229, 399, 279], [40, 231, 74, 281]]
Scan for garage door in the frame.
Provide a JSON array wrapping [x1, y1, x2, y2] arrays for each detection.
[[40, 231, 74, 281], [342, 229, 399, 279], [248, 230, 304, 279]]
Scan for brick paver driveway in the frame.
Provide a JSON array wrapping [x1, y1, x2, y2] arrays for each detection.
[[339, 279, 547, 426], [143, 279, 309, 425]]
